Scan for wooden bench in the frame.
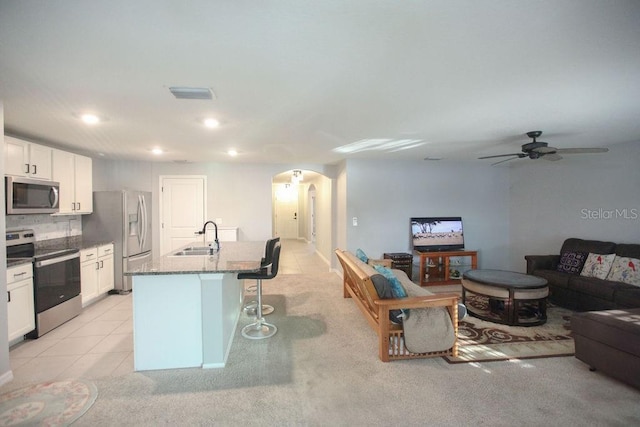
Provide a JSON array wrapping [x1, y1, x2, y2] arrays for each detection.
[[335, 249, 459, 362]]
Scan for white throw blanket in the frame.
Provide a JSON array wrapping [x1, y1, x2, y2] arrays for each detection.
[[394, 270, 456, 354]]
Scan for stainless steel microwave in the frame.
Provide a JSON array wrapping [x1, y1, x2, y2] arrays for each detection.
[[5, 176, 60, 214]]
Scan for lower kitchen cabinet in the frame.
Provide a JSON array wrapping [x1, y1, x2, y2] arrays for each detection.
[[98, 244, 115, 294], [7, 263, 35, 341], [80, 243, 114, 306]]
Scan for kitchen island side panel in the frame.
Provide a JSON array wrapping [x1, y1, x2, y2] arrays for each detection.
[[132, 275, 203, 371]]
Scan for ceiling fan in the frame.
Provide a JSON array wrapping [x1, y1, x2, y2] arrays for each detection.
[[478, 131, 609, 165]]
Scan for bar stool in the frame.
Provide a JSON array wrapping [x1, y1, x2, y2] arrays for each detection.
[[244, 237, 279, 316], [240, 242, 281, 339]]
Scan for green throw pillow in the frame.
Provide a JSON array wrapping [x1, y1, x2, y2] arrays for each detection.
[[373, 265, 407, 298], [355, 248, 368, 263]]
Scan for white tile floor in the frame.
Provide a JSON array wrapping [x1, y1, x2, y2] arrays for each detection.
[[4, 239, 329, 387]]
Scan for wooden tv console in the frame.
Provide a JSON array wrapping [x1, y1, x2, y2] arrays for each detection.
[[417, 250, 478, 286]]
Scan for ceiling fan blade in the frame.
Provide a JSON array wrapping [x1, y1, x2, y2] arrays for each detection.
[[491, 157, 521, 166], [555, 147, 609, 154], [542, 153, 563, 161], [478, 153, 525, 159]]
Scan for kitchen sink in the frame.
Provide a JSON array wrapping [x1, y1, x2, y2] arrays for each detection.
[[171, 246, 217, 256]]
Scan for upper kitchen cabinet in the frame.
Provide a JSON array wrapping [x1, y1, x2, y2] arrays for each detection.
[[5, 135, 53, 180], [52, 149, 93, 215]]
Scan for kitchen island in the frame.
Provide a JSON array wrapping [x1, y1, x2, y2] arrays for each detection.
[[125, 241, 264, 370]]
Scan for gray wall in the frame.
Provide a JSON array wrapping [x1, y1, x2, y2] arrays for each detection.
[[92, 159, 338, 263], [0, 102, 11, 386], [344, 159, 511, 270], [508, 141, 640, 271]]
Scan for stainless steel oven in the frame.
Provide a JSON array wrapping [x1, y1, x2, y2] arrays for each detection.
[[6, 229, 81, 338], [30, 251, 81, 337]]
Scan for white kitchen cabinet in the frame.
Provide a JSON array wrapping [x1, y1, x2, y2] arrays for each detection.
[[80, 248, 99, 306], [5, 135, 53, 180], [52, 149, 93, 214], [6, 263, 35, 341], [98, 244, 115, 294], [80, 244, 114, 306]]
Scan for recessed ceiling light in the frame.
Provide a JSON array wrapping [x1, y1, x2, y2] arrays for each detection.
[[227, 149, 238, 157], [80, 113, 100, 125], [151, 148, 164, 155], [204, 118, 220, 128]]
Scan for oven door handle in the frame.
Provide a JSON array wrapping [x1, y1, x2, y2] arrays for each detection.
[[34, 252, 80, 268]]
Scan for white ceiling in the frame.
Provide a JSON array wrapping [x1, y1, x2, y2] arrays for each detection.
[[1, 1, 639, 165]]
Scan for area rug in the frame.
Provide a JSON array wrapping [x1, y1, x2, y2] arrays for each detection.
[[0, 379, 97, 426], [443, 301, 574, 364]]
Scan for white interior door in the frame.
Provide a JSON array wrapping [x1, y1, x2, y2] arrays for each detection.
[[160, 176, 206, 255], [275, 185, 298, 239]]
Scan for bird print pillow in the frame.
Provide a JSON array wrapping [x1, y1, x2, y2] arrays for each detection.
[[580, 253, 615, 280], [606, 256, 640, 286]]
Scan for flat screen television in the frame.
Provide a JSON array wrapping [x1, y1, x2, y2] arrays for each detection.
[[411, 217, 465, 252]]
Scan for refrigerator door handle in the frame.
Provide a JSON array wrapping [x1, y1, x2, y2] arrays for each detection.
[[136, 195, 143, 249], [141, 194, 148, 249]]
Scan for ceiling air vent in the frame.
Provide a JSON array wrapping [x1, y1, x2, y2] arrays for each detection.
[[169, 87, 215, 100]]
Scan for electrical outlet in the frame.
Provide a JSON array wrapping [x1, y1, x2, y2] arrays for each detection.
[[352, 217, 358, 226]]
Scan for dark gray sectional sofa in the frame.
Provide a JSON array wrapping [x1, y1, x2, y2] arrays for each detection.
[[527, 238, 640, 390], [525, 238, 640, 311]]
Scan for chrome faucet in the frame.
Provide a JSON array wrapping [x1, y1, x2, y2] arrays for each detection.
[[196, 221, 219, 252]]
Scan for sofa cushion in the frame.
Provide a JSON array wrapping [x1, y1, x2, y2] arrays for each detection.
[[568, 276, 617, 301], [614, 288, 640, 308], [561, 238, 616, 255], [606, 256, 640, 287], [533, 269, 571, 289], [615, 244, 640, 259], [581, 253, 616, 279], [571, 309, 640, 357], [556, 251, 588, 274], [373, 265, 407, 298], [370, 274, 403, 323]]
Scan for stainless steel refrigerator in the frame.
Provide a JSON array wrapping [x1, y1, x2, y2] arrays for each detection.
[[82, 190, 152, 293]]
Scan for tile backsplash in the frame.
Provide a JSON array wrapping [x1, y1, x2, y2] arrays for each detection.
[[6, 214, 82, 241]]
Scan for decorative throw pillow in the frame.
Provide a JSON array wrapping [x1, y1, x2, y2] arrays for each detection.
[[355, 248, 368, 263], [580, 253, 616, 280], [370, 274, 404, 323], [556, 251, 588, 274], [373, 265, 407, 298], [606, 256, 640, 287]]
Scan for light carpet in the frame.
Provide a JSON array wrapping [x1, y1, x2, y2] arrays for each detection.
[[0, 379, 97, 426], [69, 272, 639, 426]]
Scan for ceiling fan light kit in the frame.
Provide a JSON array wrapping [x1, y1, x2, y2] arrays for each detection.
[[478, 130, 609, 165]]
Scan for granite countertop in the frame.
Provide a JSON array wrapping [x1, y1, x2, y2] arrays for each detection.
[[7, 236, 114, 269], [125, 241, 264, 276], [35, 235, 114, 252]]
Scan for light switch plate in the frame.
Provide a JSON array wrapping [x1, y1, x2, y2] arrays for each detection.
[[352, 217, 358, 226]]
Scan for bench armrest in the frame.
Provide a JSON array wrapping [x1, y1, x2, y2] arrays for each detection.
[[374, 293, 459, 311], [524, 255, 560, 274], [368, 258, 393, 268]]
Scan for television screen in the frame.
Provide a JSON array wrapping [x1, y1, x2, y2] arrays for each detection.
[[411, 217, 464, 252]]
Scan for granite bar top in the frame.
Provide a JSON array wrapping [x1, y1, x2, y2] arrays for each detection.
[[125, 241, 264, 276]]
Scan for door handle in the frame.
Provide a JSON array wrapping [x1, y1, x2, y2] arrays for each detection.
[[7, 291, 10, 303], [25, 164, 29, 174], [32, 164, 37, 175]]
